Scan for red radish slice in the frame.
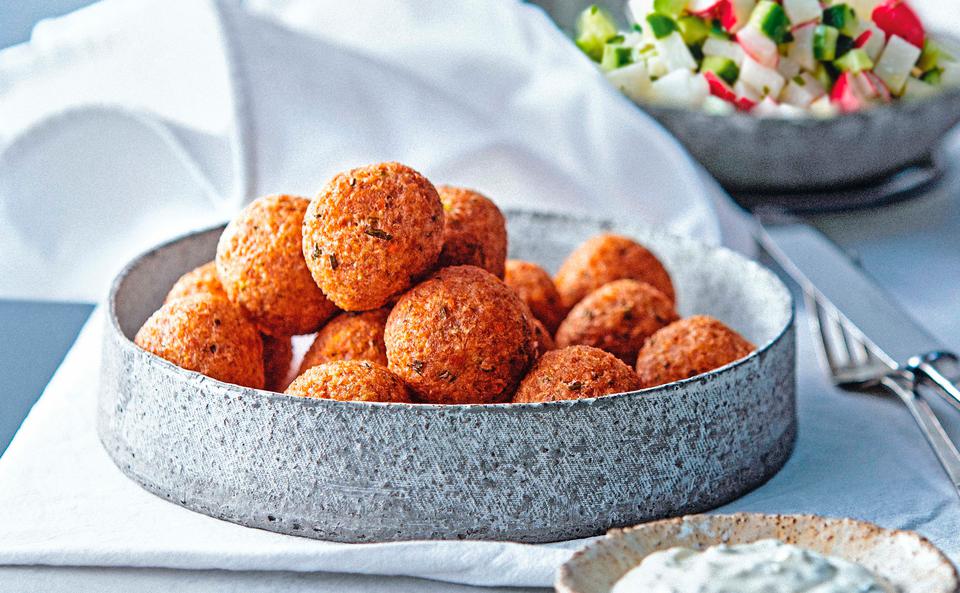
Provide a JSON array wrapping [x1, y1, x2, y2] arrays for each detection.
[[704, 71, 738, 102], [830, 72, 862, 112], [854, 29, 872, 49], [735, 96, 758, 111], [872, 0, 924, 49], [737, 26, 779, 68], [865, 72, 892, 102]]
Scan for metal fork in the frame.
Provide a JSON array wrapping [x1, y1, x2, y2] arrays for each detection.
[[806, 292, 960, 497]]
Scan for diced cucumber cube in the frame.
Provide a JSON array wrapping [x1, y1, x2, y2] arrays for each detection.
[[601, 43, 635, 70], [646, 13, 679, 39], [703, 36, 745, 66], [576, 5, 619, 61], [783, 0, 822, 26], [740, 55, 787, 97], [702, 55, 741, 84], [656, 30, 699, 71], [834, 48, 874, 73], [942, 62, 960, 87], [813, 62, 835, 89], [654, 0, 688, 18], [903, 76, 938, 100], [920, 69, 941, 85], [748, 1, 789, 43], [678, 16, 711, 45], [788, 22, 817, 71], [822, 4, 858, 37], [606, 61, 653, 101], [709, 19, 731, 39], [874, 34, 922, 94], [918, 39, 942, 72], [813, 25, 840, 61]]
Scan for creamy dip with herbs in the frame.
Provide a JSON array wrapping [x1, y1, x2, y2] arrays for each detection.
[[610, 539, 895, 593]]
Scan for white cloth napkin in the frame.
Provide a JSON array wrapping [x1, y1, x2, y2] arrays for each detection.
[[0, 0, 723, 304]]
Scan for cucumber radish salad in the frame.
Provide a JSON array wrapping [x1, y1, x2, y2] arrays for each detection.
[[575, 0, 959, 117]]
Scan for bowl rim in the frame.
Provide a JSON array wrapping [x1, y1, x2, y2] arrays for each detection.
[[555, 512, 960, 593], [107, 208, 795, 412]]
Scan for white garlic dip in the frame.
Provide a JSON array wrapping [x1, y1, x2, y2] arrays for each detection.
[[610, 539, 895, 593]]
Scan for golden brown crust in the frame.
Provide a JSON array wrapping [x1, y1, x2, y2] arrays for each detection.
[[513, 345, 641, 403], [504, 259, 567, 334], [285, 360, 414, 403], [384, 265, 536, 404], [216, 194, 338, 336], [555, 279, 678, 364], [554, 233, 675, 309], [436, 185, 507, 278], [302, 162, 444, 311], [635, 315, 755, 388], [134, 294, 264, 389], [262, 334, 294, 392], [530, 315, 557, 359], [164, 261, 227, 303], [299, 308, 390, 374]]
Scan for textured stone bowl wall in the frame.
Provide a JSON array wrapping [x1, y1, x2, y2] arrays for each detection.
[[98, 210, 795, 543]]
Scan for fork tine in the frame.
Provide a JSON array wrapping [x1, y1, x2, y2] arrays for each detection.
[[806, 292, 844, 375]]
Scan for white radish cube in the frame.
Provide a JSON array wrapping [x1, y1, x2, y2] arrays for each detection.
[[874, 35, 922, 95], [902, 77, 938, 100], [656, 31, 698, 72], [783, 0, 821, 25], [646, 52, 670, 78], [787, 23, 817, 71], [781, 72, 825, 107], [737, 25, 779, 68], [777, 56, 801, 80], [740, 55, 786, 98], [777, 103, 807, 118], [810, 94, 837, 117], [703, 95, 736, 114], [621, 32, 646, 48], [752, 96, 781, 117], [650, 69, 709, 107], [606, 61, 652, 102], [703, 37, 746, 66], [942, 62, 960, 88], [734, 79, 761, 103], [728, 0, 757, 33], [689, 0, 722, 12], [855, 21, 886, 62], [627, 0, 656, 24]]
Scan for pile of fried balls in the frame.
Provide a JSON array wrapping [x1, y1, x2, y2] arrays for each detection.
[[135, 162, 754, 404]]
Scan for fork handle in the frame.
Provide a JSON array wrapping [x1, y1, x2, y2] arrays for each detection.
[[882, 373, 960, 497], [911, 352, 960, 413]]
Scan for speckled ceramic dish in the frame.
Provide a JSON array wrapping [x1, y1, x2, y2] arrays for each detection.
[[98, 210, 795, 543], [646, 85, 960, 192], [556, 513, 959, 593]]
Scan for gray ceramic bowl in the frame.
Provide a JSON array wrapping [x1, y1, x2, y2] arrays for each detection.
[[645, 86, 960, 192], [98, 210, 795, 543], [556, 513, 959, 593]]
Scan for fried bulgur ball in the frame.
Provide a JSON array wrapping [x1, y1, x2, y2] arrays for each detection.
[[164, 261, 227, 303], [513, 345, 641, 403], [263, 334, 294, 392], [385, 265, 536, 404], [504, 259, 566, 334], [217, 194, 337, 336], [635, 315, 755, 388], [302, 162, 444, 311], [554, 233, 675, 309], [555, 279, 678, 364], [299, 308, 390, 374], [134, 294, 264, 389], [530, 315, 557, 359], [436, 185, 507, 278], [285, 360, 414, 403]]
